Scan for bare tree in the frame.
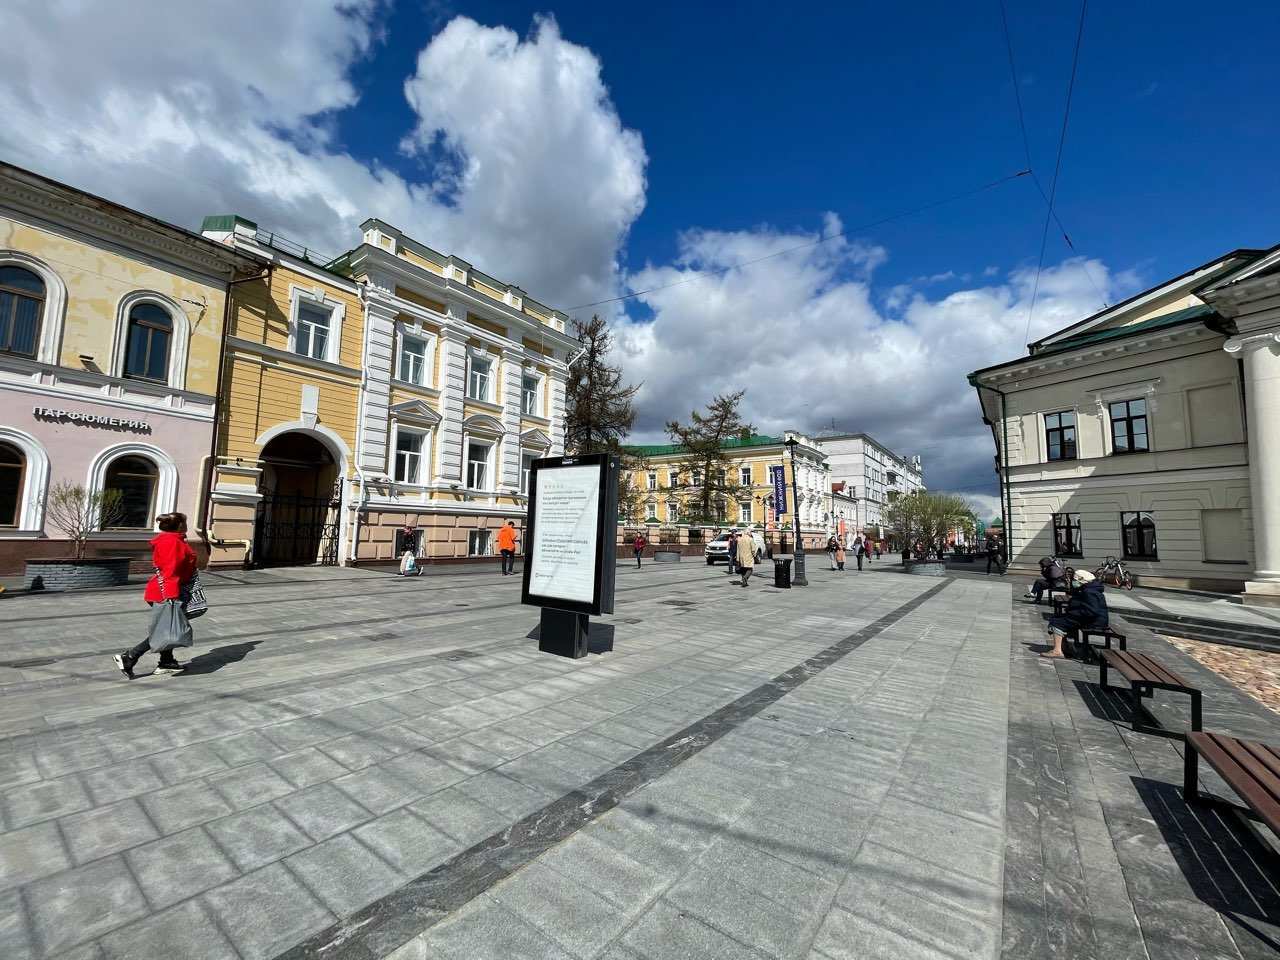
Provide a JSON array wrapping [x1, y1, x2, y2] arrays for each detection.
[[663, 391, 753, 526], [46, 481, 126, 560]]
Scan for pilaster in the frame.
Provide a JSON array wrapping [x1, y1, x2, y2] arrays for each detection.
[[500, 349, 523, 489], [548, 367, 568, 456], [1225, 330, 1280, 603], [359, 299, 398, 474], [435, 320, 468, 484]]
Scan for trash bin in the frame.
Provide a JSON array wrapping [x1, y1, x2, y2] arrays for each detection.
[[773, 557, 792, 588]]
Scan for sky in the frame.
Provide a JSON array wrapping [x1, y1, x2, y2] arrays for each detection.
[[3, 0, 1278, 520]]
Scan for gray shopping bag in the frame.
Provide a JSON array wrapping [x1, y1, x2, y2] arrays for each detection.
[[148, 600, 194, 652]]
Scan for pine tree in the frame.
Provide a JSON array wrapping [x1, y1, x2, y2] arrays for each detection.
[[664, 391, 753, 526]]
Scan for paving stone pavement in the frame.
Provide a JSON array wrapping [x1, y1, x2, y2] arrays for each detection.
[[1, 561, 1277, 959]]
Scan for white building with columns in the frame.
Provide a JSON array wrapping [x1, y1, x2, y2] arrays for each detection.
[[813, 433, 925, 538], [335, 219, 578, 562], [969, 244, 1279, 602]]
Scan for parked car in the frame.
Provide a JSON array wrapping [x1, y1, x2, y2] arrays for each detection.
[[704, 530, 768, 565]]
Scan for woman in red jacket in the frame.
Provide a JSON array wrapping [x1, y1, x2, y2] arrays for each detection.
[[113, 512, 198, 678]]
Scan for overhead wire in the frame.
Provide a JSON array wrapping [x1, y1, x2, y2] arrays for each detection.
[[999, 0, 1107, 322], [567, 169, 1031, 312], [1022, 0, 1090, 347]]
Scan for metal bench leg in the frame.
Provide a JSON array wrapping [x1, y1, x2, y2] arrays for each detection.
[[1099, 657, 1108, 690], [1131, 683, 1142, 729], [1184, 742, 1200, 803], [1190, 690, 1202, 733]]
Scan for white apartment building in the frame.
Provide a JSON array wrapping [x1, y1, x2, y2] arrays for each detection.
[[969, 244, 1280, 604], [814, 433, 925, 536]]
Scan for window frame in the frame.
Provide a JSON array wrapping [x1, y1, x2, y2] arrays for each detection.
[[520, 370, 543, 417], [1044, 410, 1078, 462], [1051, 512, 1083, 558], [0, 265, 45, 360], [519, 450, 538, 495], [646, 472, 657, 491], [122, 302, 173, 383], [287, 286, 344, 365], [397, 331, 433, 387], [1120, 511, 1158, 561], [467, 529, 492, 557], [1109, 398, 1150, 455], [101, 455, 159, 530], [0, 440, 26, 528], [668, 470, 680, 488], [466, 351, 495, 403], [739, 466, 752, 486], [738, 501, 752, 524], [465, 438, 495, 491], [667, 500, 679, 523], [392, 425, 430, 486]]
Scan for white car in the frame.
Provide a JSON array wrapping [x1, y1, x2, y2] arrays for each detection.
[[704, 531, 768, 565]]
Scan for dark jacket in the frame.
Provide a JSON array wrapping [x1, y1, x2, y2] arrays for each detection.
[[1053, 581, 1108, 632]]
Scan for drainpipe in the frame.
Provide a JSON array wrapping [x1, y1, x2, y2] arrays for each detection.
[[197, 266, 269, 563], [981, 382, 1013, 565], [348, 282, 372, 563]]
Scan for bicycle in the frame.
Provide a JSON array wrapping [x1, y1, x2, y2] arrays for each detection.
[[1095, 555, 1134, 590]]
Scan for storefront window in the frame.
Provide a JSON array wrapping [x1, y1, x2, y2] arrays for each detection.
[[0, 441, 23, 527], [103, 455, 158, 529]]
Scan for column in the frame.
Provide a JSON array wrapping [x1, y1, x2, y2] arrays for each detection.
[[1227, 331, 1280, 601]]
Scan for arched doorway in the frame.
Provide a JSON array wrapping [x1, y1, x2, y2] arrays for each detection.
[[255, 432, 340, 566]]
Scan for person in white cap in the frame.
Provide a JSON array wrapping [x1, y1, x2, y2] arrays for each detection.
[[1043, 568, 1107, 659]]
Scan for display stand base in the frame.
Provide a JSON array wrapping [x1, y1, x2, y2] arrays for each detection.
[[538, 607, 590, 659]]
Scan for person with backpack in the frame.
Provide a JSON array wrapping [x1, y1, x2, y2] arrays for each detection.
[[113, 512, 198, 678], [1044, 570, 1107, 659], [1024, 557, 1068, 604]]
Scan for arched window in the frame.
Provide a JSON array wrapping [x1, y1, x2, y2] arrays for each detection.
[[123, 302, 173, 382], [0, 442, 24, 527], [0, 266, 45, 358], [103, 455, 159, 529]]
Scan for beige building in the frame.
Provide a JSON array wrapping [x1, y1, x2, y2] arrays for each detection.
[[969, 246, 1280, 600], [0, 163, 256, 574]]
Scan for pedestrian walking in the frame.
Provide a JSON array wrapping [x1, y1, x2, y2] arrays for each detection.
[[985, 538, 1004, 575], [497, 520, 518, 576], [835, 541, 846, 571], [855, 538, 865, 571], [633, 533, 647, 568], [736, 526, 757, 588], [874, 544, 880, 559], [113, 512, 197, 678], [864, 537, 873, 561], [726, 530, 739, 575], [825, 535, 839, 570]]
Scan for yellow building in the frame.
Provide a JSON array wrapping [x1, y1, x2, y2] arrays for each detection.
[[199, 216, 364, 567], [0, 164, 256, 575], [623, 433, 832, 550]]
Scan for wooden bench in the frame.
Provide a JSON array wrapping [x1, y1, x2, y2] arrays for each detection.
[[1184, 732, 1280, 838], [1099, 649, 1201, 737]]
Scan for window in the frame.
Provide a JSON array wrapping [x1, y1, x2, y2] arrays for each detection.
[[738, 502, 752, 524], [692, 470, 702, 486], [715, 501, 727, 522], [122, 302, 172, 382], [1202, 509, 1247, 563], [295, 300, 331, 361], [102, 456, 158, 529], [394, 429, 426, 484], [1121, 512, 1157, 560], [1052, 513, 1083, 557], [646, 501, 658, 522], [717, 469, 727, 485], [0, 441, 23, 527], [0, 266, 44, 358], [1109, 399, 1149, 454], [468, 529, 491, 556], [646, 472, 656, 490], [667, 501, 679, 523], [520, 451, 537, 495], [466, 440, 492, 490], [468, 355, 493, 401], [740, 467, 752, 486], [398, 335, 428, 386], [521, 373, 540, 416], [668, 471, 680, 488], [1044, 411, 1077, 462]]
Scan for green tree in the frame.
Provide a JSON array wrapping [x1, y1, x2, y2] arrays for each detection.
[[663, 390, 753, 526], [885, 491, 976, 562], [564, 314, 639, 456]]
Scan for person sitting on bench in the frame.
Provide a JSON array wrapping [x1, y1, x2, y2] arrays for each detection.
[[1024, 556, 1069, 603], [1043, 569, 1106, 659]]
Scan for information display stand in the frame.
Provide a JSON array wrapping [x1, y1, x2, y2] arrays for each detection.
[[521, 453, 619, 658]]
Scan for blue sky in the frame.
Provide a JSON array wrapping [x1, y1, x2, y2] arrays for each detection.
[[3, 0, 1277, 512]]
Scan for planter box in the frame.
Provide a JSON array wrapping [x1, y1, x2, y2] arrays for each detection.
[[24, 557, 133, 591], [653, 551, 682, 563], [905, 561, 947, 578]]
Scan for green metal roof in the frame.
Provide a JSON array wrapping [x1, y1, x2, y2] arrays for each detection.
[[623, 433, 785, 457], [1038, 303, 1215, 354], [199, 214, 256, 233]]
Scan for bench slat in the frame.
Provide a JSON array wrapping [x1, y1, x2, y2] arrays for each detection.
[[1192, 733, 1280, 835], [1217, 737, 1280, 812], [1101, 649, 1191, 690], [1238, 738, 1280, 787]]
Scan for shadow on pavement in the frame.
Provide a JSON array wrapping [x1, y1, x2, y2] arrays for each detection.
[[176, 641, 262, 676], [1134, 775, 1280, 954]]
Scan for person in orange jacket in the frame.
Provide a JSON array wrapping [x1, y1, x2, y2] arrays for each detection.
[[113, 512, 198, 678], [496, 520, 519, 576]]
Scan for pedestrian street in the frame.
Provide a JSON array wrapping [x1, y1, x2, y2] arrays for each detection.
[[1, 561, 1277, 959]]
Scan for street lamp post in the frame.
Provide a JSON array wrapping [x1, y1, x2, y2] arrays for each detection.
[[784, 437, 808, 586]]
